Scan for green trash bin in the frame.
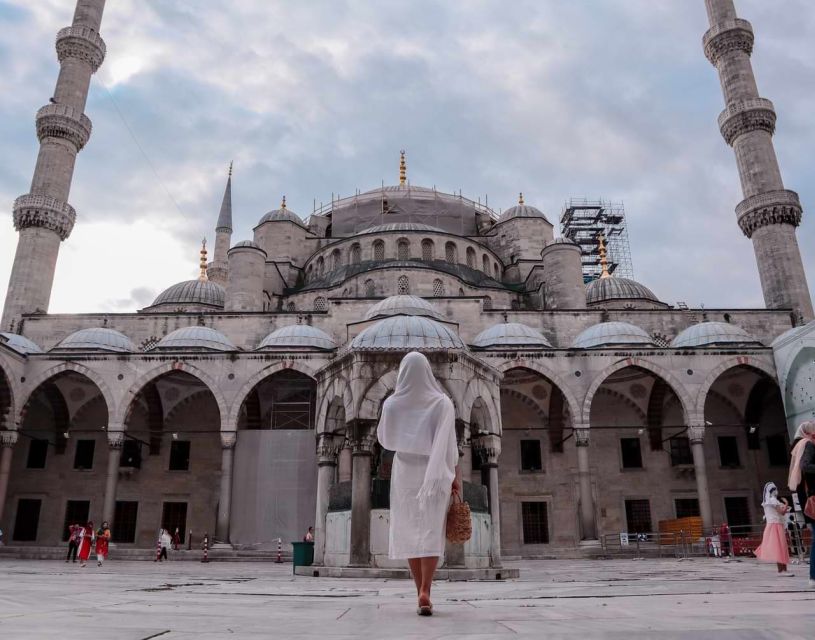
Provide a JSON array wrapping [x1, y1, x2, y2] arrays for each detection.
[[291, 540, 314, 573]]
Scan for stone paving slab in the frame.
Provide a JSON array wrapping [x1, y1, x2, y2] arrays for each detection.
[[0, 557, 813, 638]]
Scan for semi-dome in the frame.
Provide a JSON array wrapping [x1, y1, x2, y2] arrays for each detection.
[[671, 322, 762, 348], [351, 315, 466, 351], [257, 207, 306, 228], [258, 325, 336, 350], [471, 323, 553, 349], [357, 222, 445, 234], [150, 280, 225, 309], [151, 326, 236, 351], [498, 204, 549, 223], [586, 276, 661, 305], [53, 328, 135, 352], [364, 295, 442, 320], [771, 325, 805, 347], [572, 322, 654, 349], [0, 332, 43, 354]]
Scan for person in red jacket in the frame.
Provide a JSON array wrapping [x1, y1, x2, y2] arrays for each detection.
[[95, 522, 111, 567], [77, 521, 94, 568]]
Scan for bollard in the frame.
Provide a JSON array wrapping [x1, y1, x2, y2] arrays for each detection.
[[154, 534, 161, 562], [275, 538, 283, 564], [202, 532, 209, 563], [188, 529, 192, 551]]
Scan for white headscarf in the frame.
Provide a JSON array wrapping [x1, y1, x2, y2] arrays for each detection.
[[762, 481, 778, 506], [377, 351, 458, 504], [788, 420, 815, 490]]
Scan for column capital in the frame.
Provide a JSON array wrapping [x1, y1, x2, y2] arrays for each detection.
[[1, 431, 19, 448], [106, 430, 125, 449], [349, 419, 377, 456], [687, 425, 706, 444], [574, 428, 590, 447], [473, 434, 501, 465], [220, 431, 237, 450], [316, 434, 340, 466]]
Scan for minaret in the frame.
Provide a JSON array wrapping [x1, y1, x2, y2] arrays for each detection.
[[207, 163, 232, 286], [1, 1, 107, 330], [399, 150, 407, 186], [703, 0, 813, 320]]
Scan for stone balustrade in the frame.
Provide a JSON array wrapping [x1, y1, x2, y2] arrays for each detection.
[[13, 193, 77, 240], [35, 103, 93, 150], [56, 25, 106, 72], [703, 18, 754, 65], [717, 97, 775, 146], [736, 189, 802, 237]]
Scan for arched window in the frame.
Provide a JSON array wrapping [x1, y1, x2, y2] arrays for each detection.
[[458, 287, 465, 296], [397, 275, 409, 295], [433, 279, 444, 296], [445, 242, 457, 264], [397, 238, 410, 261], [483, 296, 492, 310], [331, 249, 342, 271], [421, 239, 434, 261], [316, 256, 324, 276], [511, 299, 520, 310], [466, 247, 476, 268], [286, 301, 296, 312], [314, 296, 327, 311], [373, 240, 385, 261], [482, 254, 490, 273], [364, 279, 375, 297], [350, 243, 361, 264], [306, 264, 313, 282], [493, 262, 499, 278]]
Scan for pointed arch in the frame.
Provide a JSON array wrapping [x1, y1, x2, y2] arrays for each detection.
[[462, 377, 501, 435], [316, 375, 354, 434], [693, 355, 777, 420], [495, 358, 581, 426], [357, 368, 460, 421]]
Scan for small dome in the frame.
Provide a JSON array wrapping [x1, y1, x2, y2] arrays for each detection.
[[230, 240, 266, 253], [257, 208, 306, 228], [152, 326, 236, 351], [258, 325, 336, 350], [586, 276, 661, 305], [150, 280, 225, 309], [672, 322, 762, 348], [499, 204, 549, 223], [0, 332, 43, 354], [471, 323, 553, 349], [357, 222, 444, 234], [53, 328, 135, 352], [364, 295, 442, 320], [572, 322, 654, 349], [351, 315, 466, 351]]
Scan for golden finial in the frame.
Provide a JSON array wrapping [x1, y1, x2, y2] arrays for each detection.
[[518, 192, 524, 205], [399, 150, 407, 186], [598, 234, 610, 278], [228, 161, 233, 178], [280, 195, 287, 210], [199, 238, 208, 281]]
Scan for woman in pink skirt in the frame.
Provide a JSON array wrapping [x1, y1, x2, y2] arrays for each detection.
[[754, 482, 793, 576]]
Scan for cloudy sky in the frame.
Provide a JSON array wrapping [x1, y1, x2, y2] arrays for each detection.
[[0, 0, 813, 313]]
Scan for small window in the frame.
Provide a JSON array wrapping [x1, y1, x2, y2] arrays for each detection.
[[421, 239, 434, 261], [314, 296, 327, 311], [482, 254, 490, 273], [26, 438, 48, 469], [373, 240, 385, 261], [286, 301, 296, 312], [364, 279, 375, 297], [520, 440, 543, 472], [493, 262, 499, 278], [466, 246, 476, 268], [483, 296, 492, 310], [433, 279, 444, 297], [62, 500, 90, 541], [73, 439, 95, 470], [397, 275, 409, 295], [718, 436, 740, 468], [766, 434, 789, 466], [397, 239, 410, 260], [445, 242, 457, 264], [113, 501, 139, 543], [13, 498, 42, 541], [620, 438, 643, 469], [669, 436, 693, 466], [120, 439, 142, 469], [351, 244, 361, 264], [169, 441, 191, 471], [674, 498, 700, 519], [316, 256, 324, 275], [624, 499, 652, 533], [331, 249, 342, 271], [521, 502, 549, 544]]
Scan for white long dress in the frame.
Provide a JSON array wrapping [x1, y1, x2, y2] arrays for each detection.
[[389, 452, 452, 559]]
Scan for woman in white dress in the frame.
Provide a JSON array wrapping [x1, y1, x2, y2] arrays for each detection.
[[377, 351, 460, 616]]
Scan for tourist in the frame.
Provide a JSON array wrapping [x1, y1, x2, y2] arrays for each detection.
[[377, 351, 460, 616], [303, 527, 314, 542], [157, 527, 172, 561], [76, 521, 94, 568], [754, 482, 793, 576], [65, 523, 79, 563], [788, 420, 815, 588], [719, 522, 732, 559], [172, 527, 181, 551], [95, 521, 111, 567]]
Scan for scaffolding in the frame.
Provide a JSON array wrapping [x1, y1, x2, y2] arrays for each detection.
[[560, 198, 634, 282]]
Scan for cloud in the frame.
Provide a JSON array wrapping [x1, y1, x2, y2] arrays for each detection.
[[0, 0, 813, 312]]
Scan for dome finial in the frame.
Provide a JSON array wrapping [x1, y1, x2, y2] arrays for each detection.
[[598, 234, 610, 278], [280, 195, 287, 210], [228, 160, 233, 178], [199, 238, 209, 281], [518, 192, 524, 205], [399, 150, 407, 186]]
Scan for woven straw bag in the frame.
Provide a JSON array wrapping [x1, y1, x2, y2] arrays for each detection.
[[446, 491, 472, 544]]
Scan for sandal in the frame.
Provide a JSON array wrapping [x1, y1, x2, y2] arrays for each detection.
[[417, 604, 433, 616]]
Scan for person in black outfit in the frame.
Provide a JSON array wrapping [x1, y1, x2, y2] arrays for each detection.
[[65, 523, 79, 563], [788, 420, 815, 588]]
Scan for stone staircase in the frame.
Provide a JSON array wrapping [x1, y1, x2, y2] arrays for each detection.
[[0, 545, 292, 562]]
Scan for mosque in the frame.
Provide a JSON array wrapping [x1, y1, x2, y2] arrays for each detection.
[[1, 0, 814, 568]]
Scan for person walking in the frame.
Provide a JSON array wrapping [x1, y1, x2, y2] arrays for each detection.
[[95, 521, 111, 567], [172, 527, 181, 551], [157, 527, 172, 561], [788, 420, 815, 588], [377, 351, 460, 616], [76, 521, 94, 568], [65, 523, 79, 563], [754, 482, 793, 576]]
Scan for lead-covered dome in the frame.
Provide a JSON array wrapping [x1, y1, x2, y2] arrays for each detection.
[[471, 323, 553, 349], [572, 322, 654, 349], [671, 322, 762, 348], [365, 295, 442, 320], [498, 204, 549, 223], [151, 326, 236, 351], [0, 332, 43, 354], [586, 276, 661, 306], [257, 207, 306, 228], [53, 328, 135, 352], [258, 325, 336, 350], [358, 222, 444, 234], [351, 315, 466, 351], [149, 280, 225, 310]]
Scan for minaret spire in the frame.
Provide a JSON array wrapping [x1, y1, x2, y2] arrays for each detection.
[[199, 239, 209, 282], [703, 0, 812, 320], [399, 150, 407, 186], [207, 163, 233, 286], [2, 0, 107, 330]]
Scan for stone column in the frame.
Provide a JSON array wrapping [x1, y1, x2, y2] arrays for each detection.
[[338, 441, 352, 483], [102, 428, 123, 525], [689, 425, 713, 531], [475, 434, 502, 567], [574, 428, 598, 541], [0, 431, 18, 523], [313, 434, 339, 565], [215, 431, 237, 544], [349, 420, 376, 567]]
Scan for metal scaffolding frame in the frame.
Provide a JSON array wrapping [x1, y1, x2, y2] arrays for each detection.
[[560, 198, 634, 282]]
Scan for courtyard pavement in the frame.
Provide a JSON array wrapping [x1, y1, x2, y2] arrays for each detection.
[[0, 557, 813, 639]]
